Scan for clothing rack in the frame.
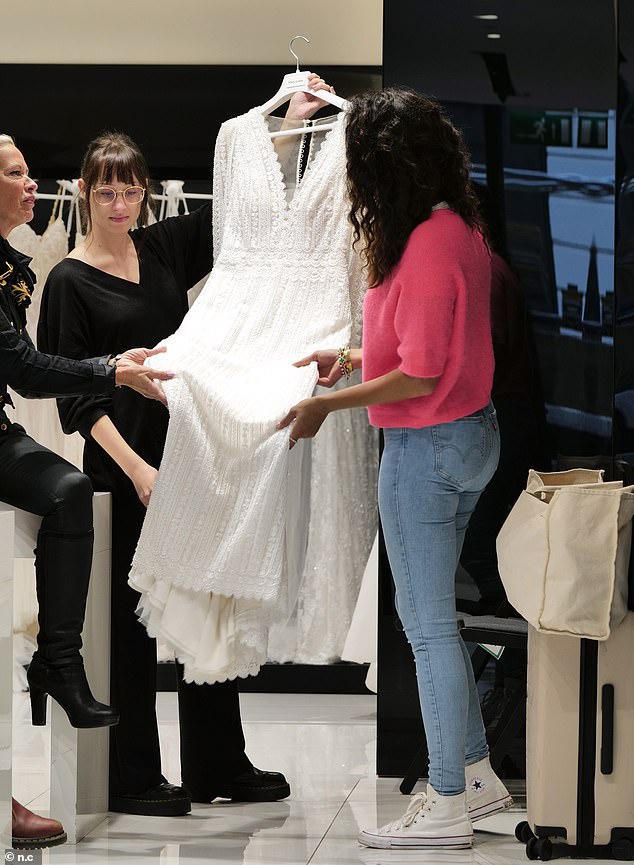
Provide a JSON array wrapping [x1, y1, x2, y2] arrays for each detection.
[[32, 192, 74, 201], [151, 191, 213, 203], [32, 187, 213, 203], [33, 183, 212, 236]]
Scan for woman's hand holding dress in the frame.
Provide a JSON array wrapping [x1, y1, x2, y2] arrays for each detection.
[[293, 349, 342, 387], [114, 346, 173, 404], [277, 396, 330, 448]]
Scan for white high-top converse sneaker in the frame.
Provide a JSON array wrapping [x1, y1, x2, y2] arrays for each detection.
[[359, 784, 473, 849], [465, 756, 514, 821], [357, 845, 476, 865]]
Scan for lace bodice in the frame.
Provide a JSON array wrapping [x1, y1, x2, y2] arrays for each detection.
[[209, 109, 366, 358]]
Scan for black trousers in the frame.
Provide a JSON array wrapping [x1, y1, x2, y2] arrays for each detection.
[[0, 422, 95, 661], [108, 484, 251, 795], [0, 423, 93, 536]]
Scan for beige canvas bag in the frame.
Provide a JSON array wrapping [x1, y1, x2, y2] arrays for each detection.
[[496, 469, 634, 639]]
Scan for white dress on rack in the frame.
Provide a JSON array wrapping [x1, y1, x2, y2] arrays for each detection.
[[129, 108, 368, 684], [264, 123, 378, 665], [267, 373, 378, 663]]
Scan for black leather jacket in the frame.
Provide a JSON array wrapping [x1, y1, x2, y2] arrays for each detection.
[[0, 236, 115, 432]]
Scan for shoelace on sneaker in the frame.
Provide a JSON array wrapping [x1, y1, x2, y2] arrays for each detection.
[[382, 791, 433, 831]]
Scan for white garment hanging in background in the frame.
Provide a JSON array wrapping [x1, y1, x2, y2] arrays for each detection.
[[267, 372, 378, 664], [341, 531, 379, 692], [266, 125, 378, 666], [7, 223, 40, 260], [130, 108, 368, 684]]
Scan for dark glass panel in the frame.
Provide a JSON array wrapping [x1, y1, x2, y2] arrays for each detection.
[[380, 0, 618, 780]]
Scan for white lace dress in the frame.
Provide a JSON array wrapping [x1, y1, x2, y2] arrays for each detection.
[[267, 377, 378, 664], [129, 108, 368, 683]]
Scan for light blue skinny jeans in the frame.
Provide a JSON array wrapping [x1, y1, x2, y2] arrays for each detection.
[[379, 403, 501, 795]]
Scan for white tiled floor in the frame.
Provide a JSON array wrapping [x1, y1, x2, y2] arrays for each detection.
[[12, 691, 544, 864]]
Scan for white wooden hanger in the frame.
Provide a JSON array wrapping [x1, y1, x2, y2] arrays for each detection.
[[261, 36, 349, 140]]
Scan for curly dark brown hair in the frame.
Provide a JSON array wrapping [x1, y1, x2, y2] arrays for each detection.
[[345, 87, 487, 286]]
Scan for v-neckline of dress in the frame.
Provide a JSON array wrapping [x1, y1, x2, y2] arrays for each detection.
[[250, 107, 344, 217]]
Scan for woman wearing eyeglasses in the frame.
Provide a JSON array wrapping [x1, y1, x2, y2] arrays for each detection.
[[39, 133, 271, 817], [38, 75, 332, 820]]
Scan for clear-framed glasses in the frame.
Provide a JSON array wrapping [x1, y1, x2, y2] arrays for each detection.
[[92, 185, 146, 206]]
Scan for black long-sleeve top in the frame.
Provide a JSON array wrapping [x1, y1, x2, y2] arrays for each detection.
[[0, 236, 115, 428], [38, 204, 212, 489]]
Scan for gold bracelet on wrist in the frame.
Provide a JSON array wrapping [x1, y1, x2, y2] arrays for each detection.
[[337, 346, 353, 379]]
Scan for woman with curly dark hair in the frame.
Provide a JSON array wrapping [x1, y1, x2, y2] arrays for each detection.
[[278, 87, 511, 850]]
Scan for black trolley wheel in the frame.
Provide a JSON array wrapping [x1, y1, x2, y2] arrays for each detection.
[[526, 837, 539, 860], [536, 838, 553, 861], [612, 838, 634, 861], [526, 837, 553, 861], [516, 821, 535, 844]]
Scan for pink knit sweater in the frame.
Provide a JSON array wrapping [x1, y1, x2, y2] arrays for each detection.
[[362, 209, 493, 428]]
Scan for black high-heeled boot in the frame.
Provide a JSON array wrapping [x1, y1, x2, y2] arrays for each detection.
[[28, 529, 119, 729], [27, 657, 118, 728]]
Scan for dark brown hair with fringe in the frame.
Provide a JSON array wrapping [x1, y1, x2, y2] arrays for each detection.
[[79, 131, 153, 232]]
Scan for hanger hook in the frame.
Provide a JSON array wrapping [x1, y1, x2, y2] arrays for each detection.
[[289, 35, 310, 73]]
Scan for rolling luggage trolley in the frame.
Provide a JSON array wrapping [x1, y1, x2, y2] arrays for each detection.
[[516, 615, 634, 861]]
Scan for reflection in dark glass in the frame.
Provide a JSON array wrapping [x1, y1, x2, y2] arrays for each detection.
[[501, 104, 615, 460], [615, 0, 634, 467], [384, 0, 617, 465]]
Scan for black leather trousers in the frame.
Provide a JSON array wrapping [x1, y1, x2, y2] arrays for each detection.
[[0, 423, 94, 664]]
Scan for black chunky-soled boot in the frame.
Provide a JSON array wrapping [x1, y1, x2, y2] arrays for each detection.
[[27, 529, 119, 729]]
